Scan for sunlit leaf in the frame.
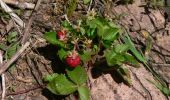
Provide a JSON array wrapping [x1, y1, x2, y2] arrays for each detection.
[[80, 50, 92, 62], [43, 73, 59, 82], [123, 34, 146, 63], [114, 44, 130, 53], [66, 66, 88, 85], [7, 31, 18, 43], [44, 31, 65, 48], [78, 86, 90, 100], [47, 74, 77, 95], [58, 49, 68, 60]]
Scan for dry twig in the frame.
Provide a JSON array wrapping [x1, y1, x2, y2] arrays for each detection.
[[2, 0, 35, 9], [0, 51, 5, 100], [0, 42, 30, 75], [21, 0, 42, 44], [6, 84, 45, 96]]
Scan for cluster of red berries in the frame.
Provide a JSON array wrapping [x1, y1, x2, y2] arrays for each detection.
[[57, 30, 80, 68]]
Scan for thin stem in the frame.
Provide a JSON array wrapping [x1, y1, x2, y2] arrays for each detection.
[[0, 51, 5, 100]]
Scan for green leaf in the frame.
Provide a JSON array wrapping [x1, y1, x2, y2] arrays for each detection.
[[0, 43, 8, 51], [105, 49, 129, 66], [44, 31, 65, 47], [67, 0, 78, 16], [102, 28, 120, 41], [97, 25, 109, 37], [148, 80, 170, 96], [43, 73, 59, 82], [61, 20, 73, 31], [83, 0, 90, 4], [117, 67, 132, 85], [47, 74, 77, 95], [80, 50, 92, 62], [66, 66, 88, 85], [86, 19, 97, 28], [104, 49, 117, 66], [6, 43, 19, 59], [123, 34, 146, 63], [58, 49, 68, 60], [104, 49, 126, 66], [114, 44, 130, 53], [7, 31, 18, 43], [44, 31, 57, 44], [103, 40, 112, 48], [124, 54, 140, 67], [78, 86, 90, 100]]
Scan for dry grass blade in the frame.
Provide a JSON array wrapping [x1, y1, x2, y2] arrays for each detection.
[[2, 0, 35, 9], [0, 0, 25, 27], [0, 51, 5, 100]]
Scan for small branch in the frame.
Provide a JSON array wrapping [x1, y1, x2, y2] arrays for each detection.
[[0, 42, 30, 75], [21, 0, 42, 44], [6, 84, 45, 96], [1, 74, 5, 100], [88, 0, 93, 11], [0, 51, 5, 100]]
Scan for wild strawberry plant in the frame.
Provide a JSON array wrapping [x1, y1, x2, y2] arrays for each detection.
[[43, 11, 144, 99]]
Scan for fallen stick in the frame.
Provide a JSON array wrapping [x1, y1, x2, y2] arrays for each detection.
[[0, 51, 5, 100], [21, 0, 42, 44], [0, 42, 30, 75]]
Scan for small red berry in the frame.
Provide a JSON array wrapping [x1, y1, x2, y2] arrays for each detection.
[[66, 51, 80, 67], [57, 30, 66, 41]]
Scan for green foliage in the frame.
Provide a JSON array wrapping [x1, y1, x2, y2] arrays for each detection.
[[0, 31, 19, 60], [80, 50, 92, 62], [123, 34, 147, 63], [46, 74, 77, 95], [44, 31, 57, 45], [44, 12, 143, 99], [57, 49, 68, 60], [78, 86, 90, 100], [148, 80, 170, 96], [6, 43, 19, 59], [44, 31, 66, 48], [44, 66, 89, 99], [66, 66, 88, 85], [7, 32, 18, 43], [0, 8, 10, 19]]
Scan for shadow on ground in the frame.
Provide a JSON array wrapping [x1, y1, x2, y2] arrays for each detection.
[[36, 44, 67, 100]]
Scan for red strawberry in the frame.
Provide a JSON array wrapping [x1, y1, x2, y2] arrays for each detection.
[[66, 51, 80, 67], [57, 30, 66, 41]]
